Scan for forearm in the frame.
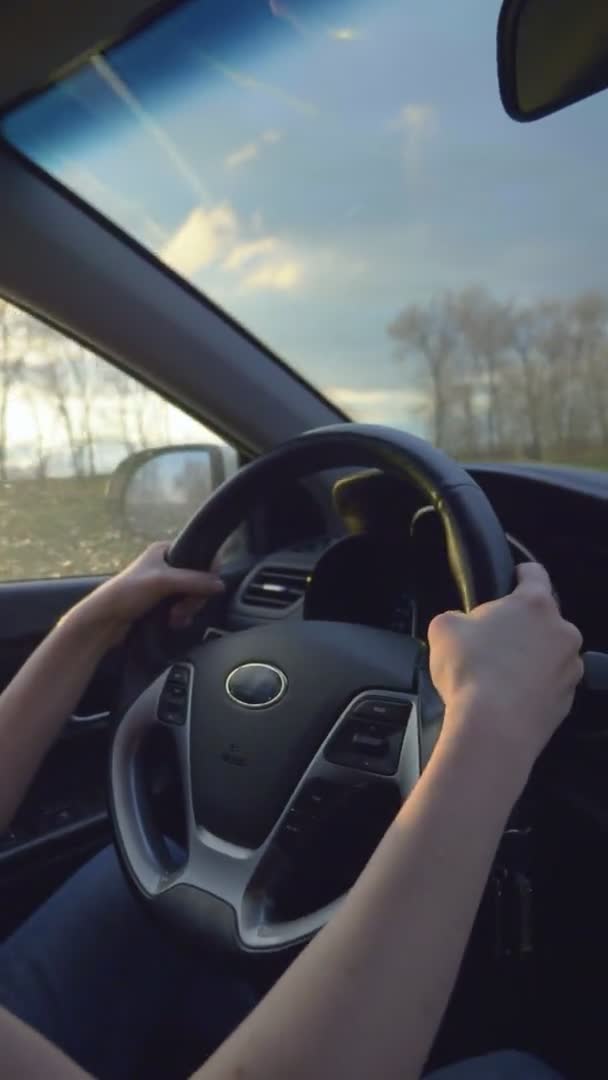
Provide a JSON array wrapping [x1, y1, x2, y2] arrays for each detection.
[[0, 609, 115, 831], [197, 704, 531, 1080], [0, 1007, 92, 1079]]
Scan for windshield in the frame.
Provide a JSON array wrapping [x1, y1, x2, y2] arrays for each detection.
[[2, 0, 608, 467]]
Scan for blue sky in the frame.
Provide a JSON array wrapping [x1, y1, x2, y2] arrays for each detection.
[[4, 0, 608, 433]]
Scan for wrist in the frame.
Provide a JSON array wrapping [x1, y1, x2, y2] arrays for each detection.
[[439, 690, 536, 792], [58, 597, 127, 652]]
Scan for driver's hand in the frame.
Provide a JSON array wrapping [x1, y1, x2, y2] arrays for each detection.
[[428, 562, 583, 762], [68, 542, 225, 643]]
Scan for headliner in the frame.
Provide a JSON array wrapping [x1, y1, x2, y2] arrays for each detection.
[[0, 0, 175, 111]]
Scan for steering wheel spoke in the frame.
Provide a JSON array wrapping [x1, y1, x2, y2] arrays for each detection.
[[113, 651, 421, 951], [110, 664, 194, 897], [110, 423, 514, 954]]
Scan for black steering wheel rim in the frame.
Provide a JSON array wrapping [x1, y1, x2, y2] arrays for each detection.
[[168, 423, 514, 611], [110, 424, 515, 955]]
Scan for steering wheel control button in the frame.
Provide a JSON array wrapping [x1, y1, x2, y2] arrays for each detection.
[[325, 696, 412, 776], [277, 781, 342, 855], [158, 665, 191, 725], [167, 666, 189, 687], [225, 663, 287, 708], [351, 731, 388, 755], [294, 779, 338, 819], [352, 699, 412, 728]]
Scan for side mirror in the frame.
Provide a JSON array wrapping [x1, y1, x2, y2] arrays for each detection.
[[498, 0, 608, 121], [108, 445, 231, 540]]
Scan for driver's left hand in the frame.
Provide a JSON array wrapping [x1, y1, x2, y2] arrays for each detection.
[[66, 541, 225, 644]]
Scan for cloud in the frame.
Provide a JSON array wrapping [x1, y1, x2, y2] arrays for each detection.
[[394, 103, 439, 177], [225, 142, 259, 169], [244, 260, 303, 291], [160, 205, 302, 292], [160, 205, 237, 276], [200, 53, 317, 115], [91, 57, 210, 202], [223, 236, 278, 271], [326, 387, 427, 412], [262, 129, 283, 145], [269, 0, 308, 35], [61, 163, 167, 249], [328, 27, 362, 41], [323, 386, 428, 429], [225, 130, 283, 169], [398, 103, 438, 136]]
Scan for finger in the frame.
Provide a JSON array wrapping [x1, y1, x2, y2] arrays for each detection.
[[513, 563, 560, 610], [568, 655, 585, 688], [428, 609, 466, 640], [515, 562, 553, 593], [145, 541, 171, 562], [161, 568, 225, 598], [169, 595, 208, 630]]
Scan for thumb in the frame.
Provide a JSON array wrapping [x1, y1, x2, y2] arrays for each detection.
[[169, 594, 211, 630], [162, 568, 226, 598]]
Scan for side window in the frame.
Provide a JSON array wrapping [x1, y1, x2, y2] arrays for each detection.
[[0, 299, 238, 580]]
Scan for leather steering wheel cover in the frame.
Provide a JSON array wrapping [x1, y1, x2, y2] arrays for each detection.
[[168, 424, 514, 609]]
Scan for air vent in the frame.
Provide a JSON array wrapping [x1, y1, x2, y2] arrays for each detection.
[[240, 565, 309, 610]]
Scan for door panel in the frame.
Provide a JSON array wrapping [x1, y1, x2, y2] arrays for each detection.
[[0, 297, 242, 938], [0, 577, 101, 645], [0, 575, 116, 938]]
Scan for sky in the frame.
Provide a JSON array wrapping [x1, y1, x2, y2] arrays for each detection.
[[3, 0, 608, 435]]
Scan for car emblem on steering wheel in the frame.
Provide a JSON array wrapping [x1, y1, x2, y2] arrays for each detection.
[[225, 663, 288, 708]]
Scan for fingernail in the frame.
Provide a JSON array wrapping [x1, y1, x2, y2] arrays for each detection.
[[210, 576, 225, 592]]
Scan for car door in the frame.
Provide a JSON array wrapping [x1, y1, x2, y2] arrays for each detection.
[[0, 298, 240, 938]]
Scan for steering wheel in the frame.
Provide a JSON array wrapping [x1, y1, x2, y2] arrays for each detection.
[[109, 424, 514, 954]]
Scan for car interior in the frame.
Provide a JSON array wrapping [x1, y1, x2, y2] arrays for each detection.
[[1, 0, 608, 1077]]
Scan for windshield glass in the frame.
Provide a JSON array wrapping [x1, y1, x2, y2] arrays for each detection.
[[3, 0, 607, 467]]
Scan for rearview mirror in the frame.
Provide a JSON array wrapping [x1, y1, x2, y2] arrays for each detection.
[[498, 0, 608, 121], [109, 445, 230, 540]]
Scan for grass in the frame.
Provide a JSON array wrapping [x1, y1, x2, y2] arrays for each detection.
[[0, 476, 144, 581], [1, 450, 608, 583]]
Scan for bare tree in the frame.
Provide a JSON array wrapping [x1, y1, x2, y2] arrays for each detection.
[[25, 386, 50, 478], [130, 381, 154, 449], [100, 365, 136, 456], [386, 287, 608, 464], [66, 344, 101, 475], [388, 297, 459, 448], [509, 305, 549, 460], [569, 292, 608, 447], [455, 287, 512, 451], [38, 357, 83, 475], [0, 301, 26, 480]]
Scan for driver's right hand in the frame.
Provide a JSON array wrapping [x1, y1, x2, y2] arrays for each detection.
[[428, 562, 584, 763]]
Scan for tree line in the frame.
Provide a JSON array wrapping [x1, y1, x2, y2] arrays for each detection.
[[0, 300, 179, 481], [388, 287, 608, 464], [4, 288, 608, 481]]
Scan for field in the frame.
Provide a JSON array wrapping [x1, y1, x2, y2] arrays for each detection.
[[0, 476, 144, 581], [0, 451, 607, 583]]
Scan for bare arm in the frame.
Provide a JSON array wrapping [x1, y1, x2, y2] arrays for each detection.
[[0, 716, 523, 1080], [0, 1007, 92, 1079], [0, 563, 581, 1079], [194, 564, 582, 1080], [197, 712, 527, 1080], [0, 543, 224, 832]]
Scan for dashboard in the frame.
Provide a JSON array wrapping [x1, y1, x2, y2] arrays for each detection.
[[230, 462, 608, 648], [222, 461, 608, 742], [230, 467, 581, 637]]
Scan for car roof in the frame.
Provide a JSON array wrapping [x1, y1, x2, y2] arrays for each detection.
[[0, 0, 169, 111]]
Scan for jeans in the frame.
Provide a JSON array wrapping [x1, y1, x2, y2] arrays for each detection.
[[427, 1051, 563, 1079], [0, 844, 256, 1078], [0, 844, 564, 1079]]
